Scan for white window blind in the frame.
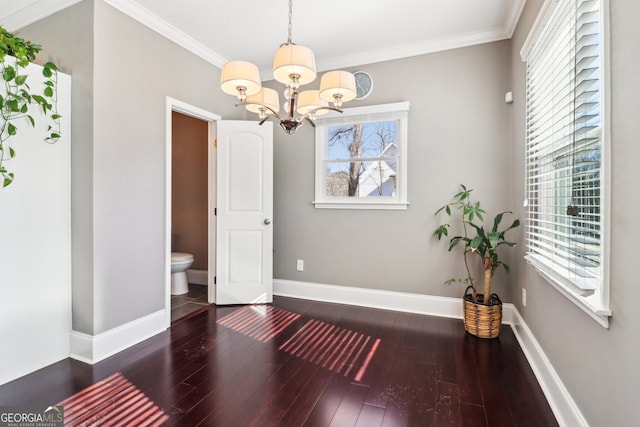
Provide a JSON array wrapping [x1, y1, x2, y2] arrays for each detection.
[[523, 0, 610, 325]]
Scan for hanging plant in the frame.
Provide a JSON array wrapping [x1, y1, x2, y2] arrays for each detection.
[[0, 26, 61, 188]]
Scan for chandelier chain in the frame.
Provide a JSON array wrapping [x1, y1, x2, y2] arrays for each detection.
[[287, 0, 293, 44]]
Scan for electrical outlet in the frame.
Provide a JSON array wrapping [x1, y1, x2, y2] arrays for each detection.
[[522, 288, 527, 307], [296, 259, 304, 272]]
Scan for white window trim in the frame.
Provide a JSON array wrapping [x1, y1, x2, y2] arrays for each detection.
[[522, 0, 611, 327], [313, 102, 410, 210]]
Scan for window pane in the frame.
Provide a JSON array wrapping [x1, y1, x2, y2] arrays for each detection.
[[327, 120, 397, 160], [325, 161, 397, 197]]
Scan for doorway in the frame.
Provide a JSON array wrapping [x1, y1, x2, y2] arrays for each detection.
[[164, 99, 274, 327], [164, 98, 220, 327], [170, 111, 209, 322]]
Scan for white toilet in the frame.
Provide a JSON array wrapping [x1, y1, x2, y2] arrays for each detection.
[[171, 252, 194, 295]]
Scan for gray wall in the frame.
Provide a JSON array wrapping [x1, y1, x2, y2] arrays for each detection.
[[510, 1, 640, 426], [272, 41, 516, 301], [20, 0, 240, 334]]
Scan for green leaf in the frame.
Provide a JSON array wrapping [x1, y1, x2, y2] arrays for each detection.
[[44, 61, 58, 71], [7, 99, 19, 112], [492, 212, 505, 232], [15, 74, 28, 85], [488, 231, 499, 248], [42, 66, 52, 78], [44, 86, 53, 97], [506, 219, 520, 231], [19, 90, 31, 103], [467, 221, 484, 236], [27, 115, 35, 127], [473, 203, 485, 221], [9, 147, 15, 158], [449, 236, 464, 251], [434, 224, 449, 240], [470, 236, 483, 250], [32, 94, 46, 104], [51, 114, 61, 120], [2, 65, 16, 81], [7, 123, 16, 135]]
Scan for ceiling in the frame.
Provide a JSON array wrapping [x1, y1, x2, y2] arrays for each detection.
[[1, 0, 526, 77]]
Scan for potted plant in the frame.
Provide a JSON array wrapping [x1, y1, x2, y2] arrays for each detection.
[[434, 184, 520, 338], [0, 26, 60, 187]]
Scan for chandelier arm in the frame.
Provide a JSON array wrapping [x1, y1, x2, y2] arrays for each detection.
[[304, 117, 316, 128], [296, 106, 344, 124], [253, 114, 282, 127], [237, 102, 280, 118], [310, 106, 344, 114]]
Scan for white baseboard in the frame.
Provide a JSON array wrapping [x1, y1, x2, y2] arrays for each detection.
[[274, 279, 463, 319], [509, 309, 588, 427], [273, 279, 585, 427], [187, 269, 208, 286], [70, 309, 167, 364]]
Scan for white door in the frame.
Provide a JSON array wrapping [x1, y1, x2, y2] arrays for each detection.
[[216, 120, 273, 304]]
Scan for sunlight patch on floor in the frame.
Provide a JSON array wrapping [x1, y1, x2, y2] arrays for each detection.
[[216, 305, 301, 342], [279, 319, 381, 381], [57, 372, 168, 426]]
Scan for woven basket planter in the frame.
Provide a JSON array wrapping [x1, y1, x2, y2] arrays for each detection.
[[462, 286, 502, 339]]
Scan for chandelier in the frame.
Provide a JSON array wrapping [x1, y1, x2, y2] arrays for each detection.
[[219, 0, 357, 134]]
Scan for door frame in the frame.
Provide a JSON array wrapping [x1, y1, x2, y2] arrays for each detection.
[[164, 97, 221, 328]]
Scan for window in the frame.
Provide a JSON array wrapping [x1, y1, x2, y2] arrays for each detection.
[[522, 0, 610, 326], [314, 102, 409, 210]]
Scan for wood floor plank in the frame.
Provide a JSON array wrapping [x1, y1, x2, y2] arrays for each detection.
[[0, 296, 558, 427], [328, 383, 370, 427], [277, 363, 334, 427], [435, 380, 462, 426], [456, 334, 484, 406], [460, 402, 488, 427], [354, 403, 385, 427]]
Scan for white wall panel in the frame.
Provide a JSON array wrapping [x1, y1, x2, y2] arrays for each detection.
[[0, 63, 71, 385]]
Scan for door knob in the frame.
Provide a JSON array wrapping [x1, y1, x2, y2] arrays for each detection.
[[264, 218, 272, 225]]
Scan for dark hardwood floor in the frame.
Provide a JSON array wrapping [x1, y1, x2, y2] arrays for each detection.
[[0, 296, 557, 426]]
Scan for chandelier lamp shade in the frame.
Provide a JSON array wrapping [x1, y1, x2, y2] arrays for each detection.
[[219, 0, 358, 134]]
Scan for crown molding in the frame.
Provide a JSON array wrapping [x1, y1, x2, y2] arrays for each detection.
[[102, 0, 227, 68], [0, 0, 84, 32], [506, 0, 528, 38], [313, 28, 512, 73]]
